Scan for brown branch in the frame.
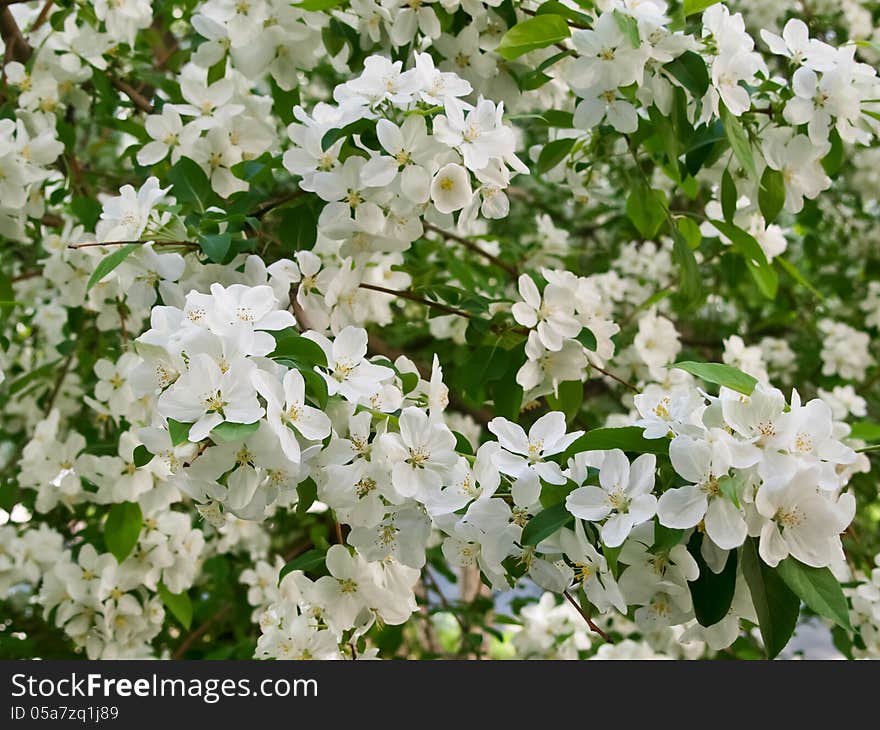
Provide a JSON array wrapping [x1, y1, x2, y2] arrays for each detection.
[[110, 75, 154, 113], [423, 222, 518, 278], [252, 189, 305, 219], [590, 363, 638, 393], [0, 6, 32, 63], [148, 14, 179, 71], [44, 353, 74, 416], [67, 240, 199, 249], [172, 604, 232, 659], [563, 589, 613, 643], [31, 0, 52, 31], [359, 282, 477, 320], [11, 269, 40, 282], [422, 565, 473, 655]]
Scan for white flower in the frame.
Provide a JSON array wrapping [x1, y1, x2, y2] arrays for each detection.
[[252, 368, 332, 463], [566, 450, 657, 547], [95, 177, 169, 242], [378, 407, 457, 499], [657, 434, 747, 550], [755, 469, 855, 568], [430, 163, 472, 214], [488, 412, 583, 485], [304, 326, 395, 403], [511, 274, 582, 352], [157, 353, 263, 442]]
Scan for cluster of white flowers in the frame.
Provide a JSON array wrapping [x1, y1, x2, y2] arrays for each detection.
[[285, 53, 525, 239], [848, 553, 880, 658], [817, 318, 874, 382], [511, 270, 619, 398], [2, 0, 880, 663], [190, 0, 326, 90], [0, 115, 63, 241], [138, 67, 276, 197]]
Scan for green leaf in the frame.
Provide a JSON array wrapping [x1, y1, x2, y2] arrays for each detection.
[[603, 542, 622, 578], [302, 368, 329, 409], [535, 0, 592, 26], [545, 380, 583, 424], [86, 244, 139, 292], [651, 523, 685, 553], [720, 104, 757, 181], [626, 182, 667, 239], [199, 233, 232, 264], [157, 582, 192, 630], [848, 421, 880, 442], [400, 371, 420, 395], [210, 420, 260, 442], [104, 502, 143, 563], [561, 427, 670, 462], [279, 198, 322, 251], [672, 223, 701, 304], [612, 10, 639, 47], [776, 256, 823, 300], [776, 557, 853, 632], [296, 477, 318, 515], [168, 157, 212, 213], [167, 418, 193, 446], [709, 219, 777, 298], [0, 270, 13, 303], [521, 502, 572, 546], [294, 0, 347, 9], [721, 169, 737, 223], [687, 533, 738, 627], [683, 0, 721, 15], [718, 474, 742, 509], [496, 15, 571, 60], [270, 331, 328, 368], [741, 537, 800, 659], [537, 138, 575, 174], [279, 548, 326, 583], [453, 431, 475, 455], [758, 167, 785, 224], [821, 129, 843, 176], [672, 361, 757, 395], [576, 328, 597, 351], [132, 445, 153, 468], [676, 216, 701, 249], [664, 51, 710, 97]]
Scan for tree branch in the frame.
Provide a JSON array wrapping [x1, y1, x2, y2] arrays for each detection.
[[423, 222, 518, 278], [110, 75, 154, 113], [563, 590, 613, 643], [1, 6, 32, 63]]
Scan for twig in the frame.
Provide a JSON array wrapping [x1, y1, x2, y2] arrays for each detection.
[[423, 222, 518, 278], [563, 589, 613, 643], [11, 270, 40, 282], [67, 240, 199, 249], [590, 363, 639, 393], [31, 0, 53, 31], [0, 6, 32, 63], [252, 189, 305, 219], [359, 282, 477, 320], [44, 353, 74, 416], [172, 604, 232, 659], [110, 75, 154, 113]]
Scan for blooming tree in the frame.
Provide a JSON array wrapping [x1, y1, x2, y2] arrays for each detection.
[[2, 0, 880, 661]]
